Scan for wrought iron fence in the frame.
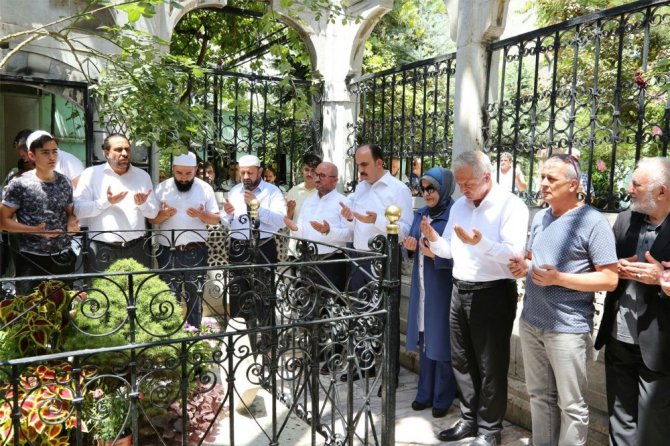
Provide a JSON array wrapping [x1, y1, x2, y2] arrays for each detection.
[[0, 212, 399, 445], [348, 54, 457, 194], [485, 0, 670, 210], [190, 70, 323, 190]]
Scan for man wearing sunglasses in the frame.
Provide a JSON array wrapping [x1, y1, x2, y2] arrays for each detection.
[[421, 150, 528, 446], [508, 153, 618, 446]]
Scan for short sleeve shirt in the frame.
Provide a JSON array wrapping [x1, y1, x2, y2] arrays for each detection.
[[2, 171, 73, 254], [522, 205, 617, 333]]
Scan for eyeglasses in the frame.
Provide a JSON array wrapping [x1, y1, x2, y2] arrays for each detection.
[[549, 153, 581, 178], [420, 185, 437, 195], [315, 173, 337, 179]]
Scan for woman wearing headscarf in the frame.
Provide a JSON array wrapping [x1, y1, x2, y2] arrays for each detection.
[[404, 167, 457, 418]]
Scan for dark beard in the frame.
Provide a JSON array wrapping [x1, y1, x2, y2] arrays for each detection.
[[243, 177, 261, 190], [175, 178, 194, 192]]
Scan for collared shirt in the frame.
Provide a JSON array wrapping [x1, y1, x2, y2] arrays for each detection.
[[523, 205, 618, 333], [347, 171, 413, 250], [291, 189, 353, 254], [221, 180, 287, 239], [154, 177, 219, 247], [73, 163, 159, 243], [613, 218, 661, 344], [429, 184, 529, 281], [56, 150, 84, 182], [286, 181, 318, 256]]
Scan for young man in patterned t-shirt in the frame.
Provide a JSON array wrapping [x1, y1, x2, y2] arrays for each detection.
[[1, 131, 79, 295]]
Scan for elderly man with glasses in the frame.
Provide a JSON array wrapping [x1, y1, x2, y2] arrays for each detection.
[[508, 153, 618, 446], [422, 150, 528, 446]]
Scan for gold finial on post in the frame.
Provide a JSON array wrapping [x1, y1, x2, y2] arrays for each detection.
[[385, 205, 401, 235], [249, 198, 260, 219]]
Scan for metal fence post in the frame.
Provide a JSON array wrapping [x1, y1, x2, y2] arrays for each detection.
[[381, 204, 400, 446]]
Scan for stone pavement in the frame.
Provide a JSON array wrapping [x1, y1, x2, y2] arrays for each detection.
[[210, 365, 531, 445]]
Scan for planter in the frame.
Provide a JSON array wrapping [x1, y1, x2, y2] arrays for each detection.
[[97, 435, 131, 446]]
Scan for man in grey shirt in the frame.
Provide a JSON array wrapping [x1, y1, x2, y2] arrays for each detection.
[[509, 154, 618, 446]]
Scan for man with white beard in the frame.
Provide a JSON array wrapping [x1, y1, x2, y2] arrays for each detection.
[[594, 157, 670, 446]]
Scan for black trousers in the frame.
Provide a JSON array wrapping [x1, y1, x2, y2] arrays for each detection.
[[14, 250, 76, 296], [86, 237, 151, 273], [605, 338, 670, 446], [450, 279, 517, 435], [227, 238, 277, 327]]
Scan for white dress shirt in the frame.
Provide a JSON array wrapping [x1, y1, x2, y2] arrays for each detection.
[[291, 189, 353, 254], [286, 181, 318, 256], [154, 177, 219, 246], [221, 180, 287, 239], [56, 150, 85, 181], [429, 184, 528, 281], [73, 163, 159, 243], [347, 171, 413, 250]]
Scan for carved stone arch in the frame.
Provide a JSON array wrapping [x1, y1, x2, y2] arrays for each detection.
[[166, 0, 228, 41]]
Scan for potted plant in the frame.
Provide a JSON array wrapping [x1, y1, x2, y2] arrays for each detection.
[[86, 386, 132, 446]]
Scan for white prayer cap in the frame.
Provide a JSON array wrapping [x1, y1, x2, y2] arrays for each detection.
[[26, 130, 53, 150], [173, 152, 197, 167], [238, 154, 261, 168]]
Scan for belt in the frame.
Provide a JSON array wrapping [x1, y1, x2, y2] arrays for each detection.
[[175, 242, 208, 252], [453, 278, 515, 291], [96, 238, 143, 248], [232, 237, 275, 247]]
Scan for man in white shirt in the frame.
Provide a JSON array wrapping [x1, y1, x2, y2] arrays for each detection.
[[74, 133, 158, 272], [220, 154, 286, 325], [284, 161, 352, 291], [496, 151, 527, 193], [422, 150, 529, 446], [286, 153, 321, 257], [150, 152, 220, 328], [339, 143, 413, 381]]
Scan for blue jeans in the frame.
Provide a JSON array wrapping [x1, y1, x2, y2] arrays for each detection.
[[157, 244, 208, 328], [520, 320, 591, 446]]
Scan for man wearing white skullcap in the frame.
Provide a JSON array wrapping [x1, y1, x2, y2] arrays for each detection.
[[150, 151, 220, 327], [74, 133, 159, 272], [220, 153, 286, 326]]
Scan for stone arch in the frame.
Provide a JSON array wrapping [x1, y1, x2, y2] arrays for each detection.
[[166, 0, 228, 42]]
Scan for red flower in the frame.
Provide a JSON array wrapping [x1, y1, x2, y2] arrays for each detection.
[[634, 70, 647, 89]]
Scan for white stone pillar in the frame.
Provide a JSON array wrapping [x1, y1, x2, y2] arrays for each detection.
[[446, 0, 510, 158], [271, 0, 392, 185]]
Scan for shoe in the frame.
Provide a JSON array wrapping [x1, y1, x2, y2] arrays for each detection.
[[340, 366, 376, 382], [437, 420, 477, 442], [470, 432, 501, 446], [411, 401, 431, 411], [432, 407, 449, 418], [320, 363, 330, 375]]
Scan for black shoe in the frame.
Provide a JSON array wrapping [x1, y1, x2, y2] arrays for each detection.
[[437, 420, 476, 442], [339, 366, 376, 382], [320, 363, 330, 375], [470, 432, 501, 446], [411, 401, 431, 411], [432, 407, 449, 418]]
